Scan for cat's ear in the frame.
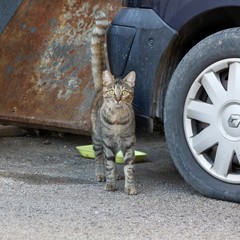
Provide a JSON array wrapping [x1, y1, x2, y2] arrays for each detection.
[[123, 71, 136, 87], [102, 70, 114, 86]]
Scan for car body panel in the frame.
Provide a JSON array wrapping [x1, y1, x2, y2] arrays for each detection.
[[108, 0, 240, 131], [123, 0, 240, 30], [108, 8, 176, 130]]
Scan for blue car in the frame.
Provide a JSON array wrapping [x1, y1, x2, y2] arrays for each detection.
[[107, 0, 240, 202]]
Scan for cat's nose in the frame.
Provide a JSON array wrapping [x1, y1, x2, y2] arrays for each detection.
[[115, 95, 121, 103]]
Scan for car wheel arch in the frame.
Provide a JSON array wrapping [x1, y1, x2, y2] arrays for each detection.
[[155, 6, 240, 120]]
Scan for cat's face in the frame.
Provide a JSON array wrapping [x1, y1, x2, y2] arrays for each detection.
[[102, 70, 136, 107]]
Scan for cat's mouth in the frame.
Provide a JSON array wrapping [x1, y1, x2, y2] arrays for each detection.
[[105, 100, 126, 109], [108, 101, 125, 109], [114, 103, 123, 108]]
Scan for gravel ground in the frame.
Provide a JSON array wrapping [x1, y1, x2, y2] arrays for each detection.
[[0, 130, 239, 240]]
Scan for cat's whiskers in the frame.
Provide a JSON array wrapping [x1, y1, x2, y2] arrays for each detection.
[[125, 101, 138, 112]]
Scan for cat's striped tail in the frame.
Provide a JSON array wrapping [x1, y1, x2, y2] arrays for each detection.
[[91, 11, 109, 92]]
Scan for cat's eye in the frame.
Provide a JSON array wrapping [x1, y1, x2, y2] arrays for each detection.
[[122, 90, 129, 96], [108, 90, 115, 95]]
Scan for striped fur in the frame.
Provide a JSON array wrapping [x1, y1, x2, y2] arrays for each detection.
[[91, 12, 137, 195], [91, 11, 108, 93]]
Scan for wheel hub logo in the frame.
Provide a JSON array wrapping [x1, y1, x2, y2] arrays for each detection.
[[228, 114, 240, 128]]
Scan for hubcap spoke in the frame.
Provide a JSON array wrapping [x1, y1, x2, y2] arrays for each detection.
[[187, 100, 214, 124], [227, 62, 240, 99], [235, 148, 240, 165], [201, 72, 226, 105], [192, 126, 218, 154], [212, 142, 234, 177]]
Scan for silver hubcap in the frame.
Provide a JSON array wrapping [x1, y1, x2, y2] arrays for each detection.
[[184, 59, 240, 183]]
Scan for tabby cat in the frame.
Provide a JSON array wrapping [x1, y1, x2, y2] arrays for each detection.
[[90, 11, 137, 195]]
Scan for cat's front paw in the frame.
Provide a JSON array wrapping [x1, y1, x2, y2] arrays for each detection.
[[96, 175, 106, 182], [125, 185, 137, 195], [104, 183, 116, 192]]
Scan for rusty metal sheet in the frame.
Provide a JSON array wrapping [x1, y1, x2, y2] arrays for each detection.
[[0, 0, 122, 134]]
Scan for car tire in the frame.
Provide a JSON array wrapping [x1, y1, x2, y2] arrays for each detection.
[[164, 28, 240, 202]]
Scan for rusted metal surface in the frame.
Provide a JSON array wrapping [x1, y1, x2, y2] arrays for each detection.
[[0, 0, 122, 134]]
